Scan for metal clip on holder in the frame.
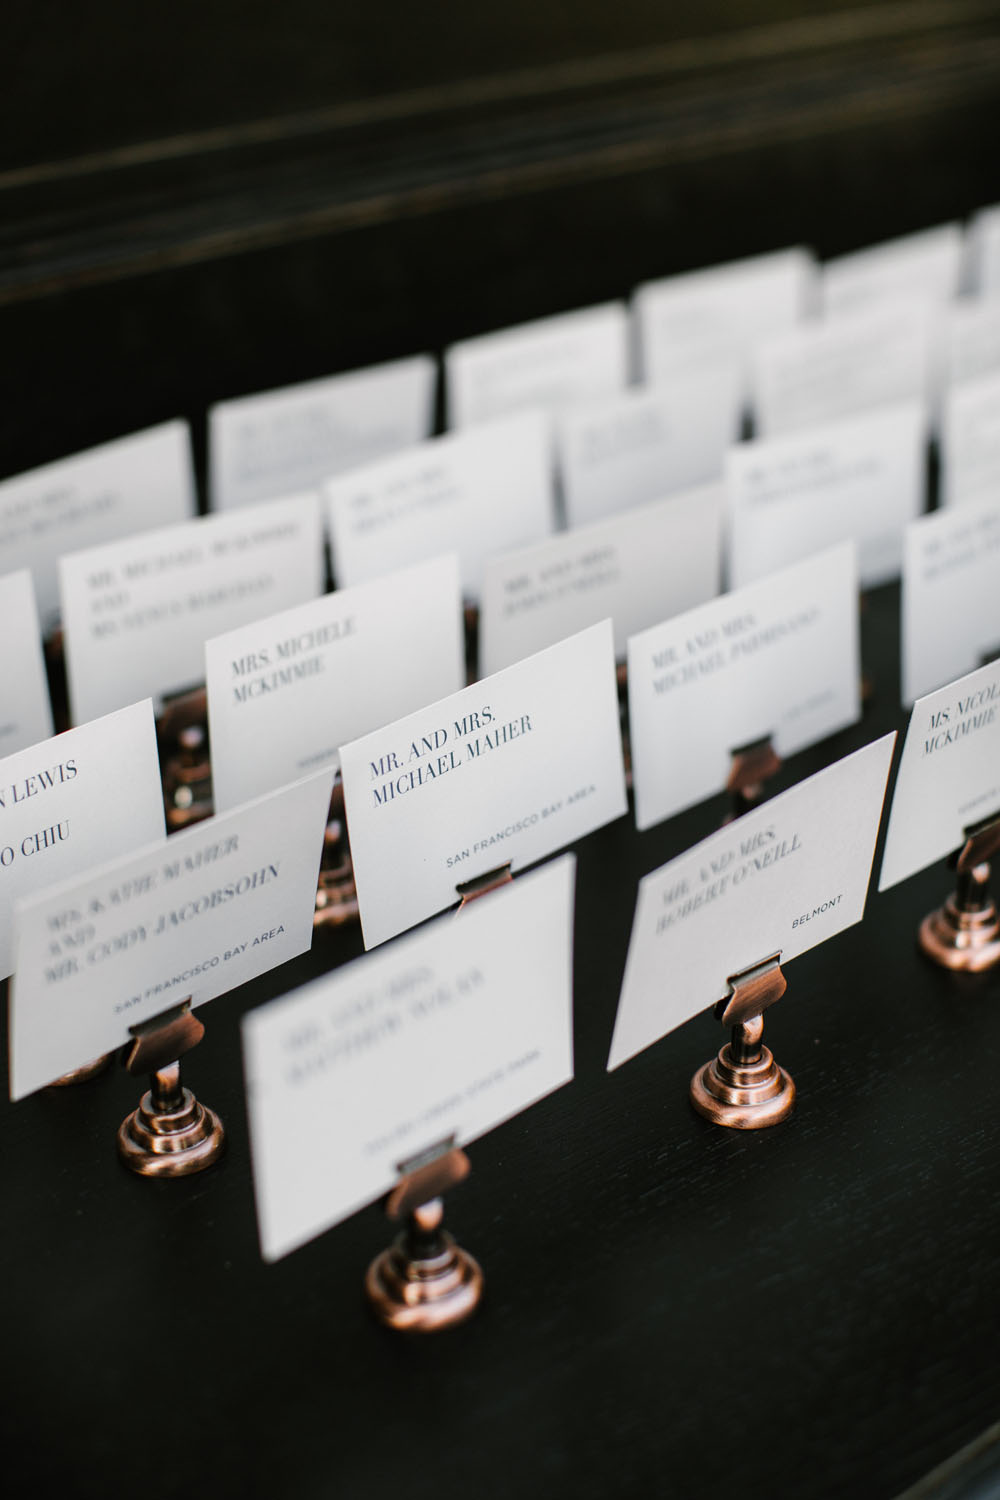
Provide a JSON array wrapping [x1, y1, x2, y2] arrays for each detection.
[[690, 953, 795, 1129], [118, 999, 225, 1177], [455, 861, 513, 909], [365, 1140, 483, 1332], [919, 812, 1000, 973], [725, 735, 781, 823]]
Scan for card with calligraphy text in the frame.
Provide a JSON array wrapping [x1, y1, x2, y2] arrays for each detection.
[[555, 373, 740, 529], [633, 247, 815, 400], [752, 301, 931, 437], [0, 699, 164, 982], [207, 553, 465, 812], [0, 421, 196, 633], [479, 486, 722, 677], [9, 768, 334, 1099], [0, 570, 53, 757], [325, 410, 554, 601], [902, 497, 1000, 704], [821, 223, 962, 317], [243, 852, 575, 1262], [209, 355, 436, 511], [445, 303, 628, 428], [880, 661, 1000, 891], [941, 367, 1000, 509], [608, 735, 895, 1070], [727, 401, 924, 590], [628, 543, 860, 831], [60, 492, 324, 723], [340, 620, 627, 948]]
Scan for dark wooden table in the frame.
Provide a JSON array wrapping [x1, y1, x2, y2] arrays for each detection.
[[3, 580, 999, 1500]]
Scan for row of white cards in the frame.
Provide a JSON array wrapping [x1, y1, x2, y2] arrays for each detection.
[[3, 428, 998, 778], [6, 214, 1000, 627], [6, 602, 999, 1100]]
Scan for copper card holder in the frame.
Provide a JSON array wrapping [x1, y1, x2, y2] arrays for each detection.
[[313, 778, 360, 930], [118, 999, 225, 1177], [724, 735, 782, 823], [690, 953, 796, 1129], [365, 1140, 483, 1333], [158, 688, 214, 831], [919, 812, 1000, 973]]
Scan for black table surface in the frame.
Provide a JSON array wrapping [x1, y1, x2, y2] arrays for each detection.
[[3, 580, 999, 1500]]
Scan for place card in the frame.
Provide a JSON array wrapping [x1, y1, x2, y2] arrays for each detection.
[[0, 699, 164, 981], [943, 300, 1000, 390], [727, 401, 924, 590], [209, 355, 436, 511], [607, 734, 895, 1070], [628, 543, 860, 830], [966, 204, 1000, 297], [243, 852, 575, 1262], [207, 553, 465, 812], [340, 620, 627, 947], [941, 368, 1000, 509], [479, 486, 722, 677], [0, 570, 53, 757], [880, 660, 1000, 891], [752, 300, 931, 436], [821, 223, 962, 316], [901, 496, 1000, 704], [325, 410, 554, 601], [445, 302, 628, 428], [555, 371, 740, 528], [9, 767, 334, 1099], [633, 247, 815, 398], [60, 492, 324, 724], [0, 421, 196, 633]]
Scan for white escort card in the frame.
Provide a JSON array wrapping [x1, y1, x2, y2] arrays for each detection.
[[59, 492, 324, 724], [0, 570, 53, 757], [555, 371, 740, 528], [943, 301, 1000, 390], [752, 300, 931, 437], [243, 852, 575, 1262], [727, 401, 924, 590], [880, 661, 1000, 891], [0, 699, 164, 982], [607, 735, 896, 1070], [325, 410, 554, 600], [9, 768, 334, 1099], [207, 553, 465, 812], [444, 302, 628, 429], [966, 204, 1000, 298], [632, 247, 815, 398], [208, 355, 436, 511], [628, 543, 860, 831], [901, 497, 1000, 704], [340, 620, 627, 948], [941, 367, 1000, 509], [0, 421, 196, 633], [479, 486, 722, 677], [821, 223, 963, 316]]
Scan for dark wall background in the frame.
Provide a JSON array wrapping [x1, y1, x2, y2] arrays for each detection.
[[3, 1, 1000, 482]]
